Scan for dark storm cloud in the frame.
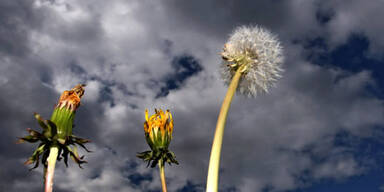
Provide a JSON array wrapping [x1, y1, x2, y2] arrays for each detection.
[[1, 0, 384, 192], [161, 0, 290, 35], [0, 0, 56, 162], [0, 63, 57, 191], [159, 0, 325, 41], [0, 0, 44, 57]]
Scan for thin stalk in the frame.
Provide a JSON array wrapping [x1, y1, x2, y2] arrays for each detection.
[[206, 67, 242, 192], [159, 160, 167, 192], [44, 145, 59, 192]]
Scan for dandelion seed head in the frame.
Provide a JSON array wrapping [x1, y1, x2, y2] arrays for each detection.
[[220, 25, 284, 97]]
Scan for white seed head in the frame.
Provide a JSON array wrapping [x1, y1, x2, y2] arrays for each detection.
[[220, 25, 284, 97]]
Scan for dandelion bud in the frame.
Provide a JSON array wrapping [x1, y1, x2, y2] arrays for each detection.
[[137, 109, 178, 168]]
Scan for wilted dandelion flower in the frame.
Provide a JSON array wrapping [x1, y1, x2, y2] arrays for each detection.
[[18, 84, 90, 192], [220, 25, 284, 96]]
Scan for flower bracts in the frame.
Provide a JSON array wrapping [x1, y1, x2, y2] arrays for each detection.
[[18, 84, 90, 169], [137, 109, 178, 168]]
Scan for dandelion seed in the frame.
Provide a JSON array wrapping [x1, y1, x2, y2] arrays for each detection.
[[220, 25, 284, 97]]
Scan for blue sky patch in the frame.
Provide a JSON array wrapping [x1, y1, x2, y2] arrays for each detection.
[[301, 34, 384, 99], [157, 55, 203, 97], [291, 130, 384, 192], [176, 181, 204, 192]]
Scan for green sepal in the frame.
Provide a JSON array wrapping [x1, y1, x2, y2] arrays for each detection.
[[147, 128, 171, 152], [71, 135, 90, 144], [165, 150, 178, 165], [45, 120, 57, 140], [65, 145, 87, 168], [51, 108, 74, 140], [19, 112, 90, 170], [70, 135, 92, 152], [41, 147, 50, 167], [156, 129, 162, 146], [17, 127, 45, 144], [145, 133, 155, 150], [137, 150, 154, 167], [34, 113, 48, 132], [24, 143, 46, 170], [27, 128, 43, 138], [61, 147, 69, 167], [137, 148, 178, 168], [34, 113, 56, 139], [17, 135, 39, 144], [57, 138, 66, 145]]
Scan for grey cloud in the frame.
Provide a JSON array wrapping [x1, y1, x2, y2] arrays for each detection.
[[158, 0, 325, 41], [201, 48, 383, 190], [318, 0, 384, 56], [1, 0, 384, 192], [0, 0, 44, 58], [0, 62, 56, 191]]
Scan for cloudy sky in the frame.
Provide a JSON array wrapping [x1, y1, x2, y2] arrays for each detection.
[[1, 0, 384, 191]]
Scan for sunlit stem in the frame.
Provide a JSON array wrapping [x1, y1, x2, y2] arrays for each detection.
[[159, 159, 167, 192], [206, 66, 244, 192], [44, 145, 59, 192]]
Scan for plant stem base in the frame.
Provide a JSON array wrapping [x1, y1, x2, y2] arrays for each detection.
[[45, 146, 59, 192], [206, 67, 242, 192], [159, 163, 167, 192]]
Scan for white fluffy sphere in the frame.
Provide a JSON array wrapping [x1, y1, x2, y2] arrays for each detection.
[[220, 26, 284, 97]]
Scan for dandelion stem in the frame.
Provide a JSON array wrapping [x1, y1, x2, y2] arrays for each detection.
[[159, 160, 167, 192], [44, 145, 59, 192], [206, 67, 242, 192]]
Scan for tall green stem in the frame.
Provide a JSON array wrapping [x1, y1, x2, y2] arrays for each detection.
[[159, 160, 167, 192], [206, 67, 242, 192], [44, 145, 59, 192]]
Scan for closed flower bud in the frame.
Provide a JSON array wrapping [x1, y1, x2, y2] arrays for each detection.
[[137, 109, 178, 168], [144, 109, 173, 150]]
